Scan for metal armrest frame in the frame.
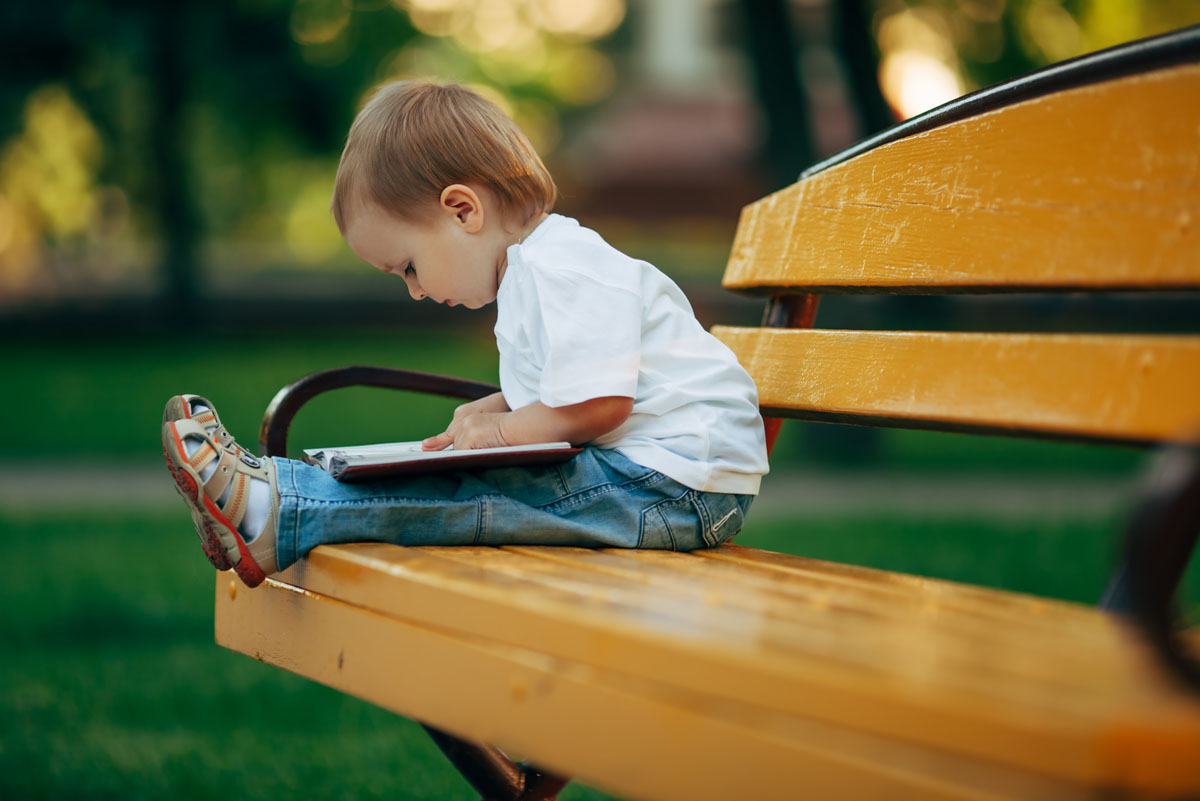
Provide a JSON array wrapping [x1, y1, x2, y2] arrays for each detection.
[[257, 364, 569, 800], [258, 365, 499, 458], [1100, 440, 1200, 695]]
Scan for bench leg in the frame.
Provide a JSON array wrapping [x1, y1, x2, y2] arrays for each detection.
[[421, 724, 570, 801], [1098, 440, 1200, 695]]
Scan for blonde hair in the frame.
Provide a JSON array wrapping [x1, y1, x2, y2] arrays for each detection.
[[331, 81, 556, 232]]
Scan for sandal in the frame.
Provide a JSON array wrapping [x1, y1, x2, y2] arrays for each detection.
[[162, 417, 279, 587], [163, 394, 243, 454], [163, 395, 240, 570]]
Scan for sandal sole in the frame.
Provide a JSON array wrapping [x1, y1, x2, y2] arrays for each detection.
[[163, 422, 268, 588]]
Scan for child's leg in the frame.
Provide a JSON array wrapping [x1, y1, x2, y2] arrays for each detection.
[[273, 448, 755, 569], [162, 394, 753, 586]]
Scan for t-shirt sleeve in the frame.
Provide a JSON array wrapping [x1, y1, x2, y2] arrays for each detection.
[[529, 264, 641, 407]]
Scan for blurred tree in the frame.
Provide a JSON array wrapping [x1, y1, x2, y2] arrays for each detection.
[[1, 0, 395, 310], [833, 0, 895, 138], [3, 0, 1194, 311], [0, 0, 626, 309], [737, 0, 815, 190], [869, 0, 1200, 120]]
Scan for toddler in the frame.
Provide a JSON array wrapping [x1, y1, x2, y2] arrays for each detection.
[[162, 81, 768, 587]]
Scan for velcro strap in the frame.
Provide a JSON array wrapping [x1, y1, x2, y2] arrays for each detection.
[[203, 447, 238, 503], [189, 442, 217, 471]]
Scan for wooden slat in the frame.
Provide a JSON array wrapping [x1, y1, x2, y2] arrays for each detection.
[[713, 327, 1200, 442], [216, 543, 1200, 794], [216, 566, 1098, 801], [723, 63, 1200, 293]]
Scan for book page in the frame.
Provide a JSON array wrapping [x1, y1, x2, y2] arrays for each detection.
[[304, 440, 575, 470]]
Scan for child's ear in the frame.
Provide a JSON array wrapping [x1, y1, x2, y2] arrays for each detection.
[[440, 184, 484, 233]]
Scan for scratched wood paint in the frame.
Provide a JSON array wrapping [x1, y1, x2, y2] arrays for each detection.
[[713, 327, 1200, 442], [216, 544, 1200, 796], [723, 64, 1200, 292]]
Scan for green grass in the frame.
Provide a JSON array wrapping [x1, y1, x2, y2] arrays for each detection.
[[5, 504, 1196, 800], [2, 329, 500, 464], [0, 508, 619, 801]]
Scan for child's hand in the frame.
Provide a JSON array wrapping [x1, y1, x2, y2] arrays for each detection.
[[422, 392, 511, 450], [422, 412, 510, 451], [452, 392, 511, 419]]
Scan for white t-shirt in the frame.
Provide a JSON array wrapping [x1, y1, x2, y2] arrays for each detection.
[[494, 214, 768, 495]]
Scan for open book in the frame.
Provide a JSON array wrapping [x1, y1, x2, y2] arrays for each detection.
[[303, 440, 582, 482]]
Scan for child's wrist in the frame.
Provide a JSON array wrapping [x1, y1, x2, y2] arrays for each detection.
[[496, 413, 515, 447]]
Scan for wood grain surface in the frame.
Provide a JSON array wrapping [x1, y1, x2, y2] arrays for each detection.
[[723, 64, 1200, 293], [216, 543, 1200, 798], [714, 327, 1200, 442]]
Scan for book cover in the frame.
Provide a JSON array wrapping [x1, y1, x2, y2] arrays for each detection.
[[303, 440, 583, 482]]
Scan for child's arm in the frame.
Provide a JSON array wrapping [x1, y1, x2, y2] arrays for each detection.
[[422, 396, 633, 451]]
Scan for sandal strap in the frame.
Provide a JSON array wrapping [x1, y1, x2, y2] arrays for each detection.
[[175, 419, 267, 527], [204, 434, 275, 531], [221, 451, 277, 537], [203, 445, 241, 506], [223, 470, 250, 529], [188, 441, 220, 473], [173, 395, 243, 455]]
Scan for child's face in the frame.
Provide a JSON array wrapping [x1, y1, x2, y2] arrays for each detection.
[[344, 191, 506, 310]]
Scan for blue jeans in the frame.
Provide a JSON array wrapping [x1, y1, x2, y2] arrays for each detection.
[[272, 447, 754, 572]]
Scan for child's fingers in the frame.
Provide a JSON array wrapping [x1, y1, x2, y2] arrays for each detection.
[[422, 431, 454, 451]]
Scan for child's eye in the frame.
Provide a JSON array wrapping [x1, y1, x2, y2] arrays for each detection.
[[404, 263, 415, 277]]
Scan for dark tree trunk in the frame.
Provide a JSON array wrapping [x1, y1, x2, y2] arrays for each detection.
[[737, 0, 815, 189]]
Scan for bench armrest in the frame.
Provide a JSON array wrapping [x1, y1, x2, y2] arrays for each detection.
[[257, 365, 500, 458]]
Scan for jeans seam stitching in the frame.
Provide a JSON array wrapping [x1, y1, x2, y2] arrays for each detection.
[[555, 469, 667, 509], [286, 461, 299, 567], [475, 496, 486, 545], [692, 493, 713, 548], [541, 471, 665, 515], [660, 505, 678, 550]]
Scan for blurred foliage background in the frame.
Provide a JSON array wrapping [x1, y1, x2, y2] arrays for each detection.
[[2, 0, 1197, 317]]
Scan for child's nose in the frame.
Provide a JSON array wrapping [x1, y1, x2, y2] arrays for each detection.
[[404, 278, 426, 301]]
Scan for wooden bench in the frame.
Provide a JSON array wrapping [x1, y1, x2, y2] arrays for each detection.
[[216, 28, 1200, 801]]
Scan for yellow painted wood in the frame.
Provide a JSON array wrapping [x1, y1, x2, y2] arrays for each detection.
[[216, 543, 1200, 794], [713, 327, 1200, 441], [215, 566, 1098, 801], [723, 64, 1200, 292]]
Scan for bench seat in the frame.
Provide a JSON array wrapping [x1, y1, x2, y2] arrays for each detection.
[[216, 542, 1200, 800]]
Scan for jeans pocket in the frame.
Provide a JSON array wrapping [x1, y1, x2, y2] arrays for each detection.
[[640, 491, 705, 551], [697, 492, 749, 547]]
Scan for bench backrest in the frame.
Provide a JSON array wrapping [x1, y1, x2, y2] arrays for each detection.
[[713, 32, 1200, 448]]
